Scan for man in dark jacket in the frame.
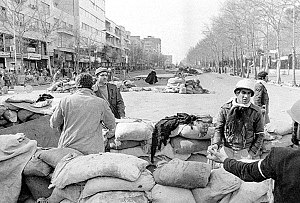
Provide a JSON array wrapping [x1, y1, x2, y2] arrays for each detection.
[[207, 99, 300, 203], [93, 67, 125, 119], [145, 69, 158, 84], [254, 71, 270, 125], [210, 79, 265, 159]]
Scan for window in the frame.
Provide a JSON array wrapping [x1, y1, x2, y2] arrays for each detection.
[[41, 2, 50, 15], [0, 6, 6, 19]]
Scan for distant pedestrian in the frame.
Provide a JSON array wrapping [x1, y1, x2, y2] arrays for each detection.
[[145, 69, 158, 85], [254, 71, 270, 125]]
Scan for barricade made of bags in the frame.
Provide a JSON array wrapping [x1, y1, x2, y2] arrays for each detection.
[[164, 77, 210, 94]]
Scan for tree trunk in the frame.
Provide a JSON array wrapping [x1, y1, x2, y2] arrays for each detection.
[[276, 33, 281, 84]]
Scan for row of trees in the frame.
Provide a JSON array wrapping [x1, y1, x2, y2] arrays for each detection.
[[186, 0, 300, 85]]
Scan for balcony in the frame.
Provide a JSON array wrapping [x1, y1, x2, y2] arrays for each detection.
[[57, 27, 74, 36]]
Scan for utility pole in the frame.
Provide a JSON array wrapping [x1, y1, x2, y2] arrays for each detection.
[[292, 0, 297, 86]]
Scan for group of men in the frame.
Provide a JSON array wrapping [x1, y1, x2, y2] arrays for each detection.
[[49, 68, 300, 202], [50, 67, 125, 155]]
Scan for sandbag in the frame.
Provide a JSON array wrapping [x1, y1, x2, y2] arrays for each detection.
[[192, 168, 242, 203], [153, 158, 211, 189], [81, 170, 155, 198], [50, 153, 149, 189], [24, 176, 53, 200], [17, 109, 34, 123], [265, 121, 292, 136], [82, 191, 148, 203], [23, 156, 52, 177], [0, 105, 7, 116], [3, 109, 18, 122], [115, 121, 153, 141], [0, 118, 8, 126], [108, 138, 141, 150], [187, 153, 208, 163], [167, 77, 185, 84], [36, 148, 83, 168], [263, 134, 292, 152], [48, 184, 83, 203], [170, 136, 211, 154], [179, 86, 186, 94], [228, 180, 270, 203], [170, 123, 214, 140], [27, 113, 43, 121], [110, 146, 148, 157], [151, 184, 196, 203], [155, 143, 191, 161]]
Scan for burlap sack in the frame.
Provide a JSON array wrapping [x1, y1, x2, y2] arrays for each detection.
[[81, 170, 155, 198], [23, 156, 52, 177], [50, 153, 149, 189], [192, 168, 242, 203], [151, 184, 196, 203], [82, 191, 148, 203], [115, 121, 153, 141], [36, 147, 83, 168], [153, 158, 211, 189], [170, 136, 211, 154]]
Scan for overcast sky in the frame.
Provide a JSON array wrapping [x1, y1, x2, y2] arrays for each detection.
[[105, 0, 225, 64]]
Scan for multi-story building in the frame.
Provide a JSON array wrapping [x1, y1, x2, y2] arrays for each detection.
[[164, 55, 172, 66], [142, 36, 161, 54]]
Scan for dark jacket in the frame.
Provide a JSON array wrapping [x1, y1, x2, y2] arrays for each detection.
[[213, 100, 264, 155], [224, 147, 300, 203], [94, 83, 125, 119], [254, 81, 269, 112], [145, 71, 158, 84]]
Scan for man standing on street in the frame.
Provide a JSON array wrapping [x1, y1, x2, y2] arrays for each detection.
[[93, 67, 125, 119], [209, 79, 265, 159], [254, 71, 270, 125], [207, 99, 300, 203], [50, 73, 115, 155]]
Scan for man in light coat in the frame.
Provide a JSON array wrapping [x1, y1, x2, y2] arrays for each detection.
[[50, 73, 115, 155]]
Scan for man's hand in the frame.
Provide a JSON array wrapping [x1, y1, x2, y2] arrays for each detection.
[[207, 143, 218, 152], [207, 148, 227, 163]]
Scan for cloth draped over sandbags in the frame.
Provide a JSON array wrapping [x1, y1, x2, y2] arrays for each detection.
[[0, 133, 37, 203]]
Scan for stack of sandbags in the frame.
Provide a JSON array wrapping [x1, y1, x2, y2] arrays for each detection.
[[151, 158, 211, 203], [22, 147, 83, 201], [165, 77, 185, 93], [179, 79, 209, 94], [156, 115, 215, 162], [47, 80, 76, 93], [0, 104, 43, 129], [106, 119, 154, 158], [210, 159, 271, 203], [49, 153, 152, 203], [262, 120, 293, 157]]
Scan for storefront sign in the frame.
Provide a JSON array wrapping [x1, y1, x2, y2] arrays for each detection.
[[27, 47, 36, 53], [41, 55, 49, 60], [26, 53, 41, 60], [65, 54, 73, 61], [0, 52, 10, 57]]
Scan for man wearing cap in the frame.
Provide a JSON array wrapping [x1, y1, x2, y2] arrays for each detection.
[[93, 67, 125, 119], [209, 79, 265, 159], [207, 99, 300, 203], [50, 73, 116, 155], [254, 71, 270, 125]]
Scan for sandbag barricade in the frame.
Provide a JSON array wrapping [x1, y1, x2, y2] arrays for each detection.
[[37, 152, 154, 202]]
